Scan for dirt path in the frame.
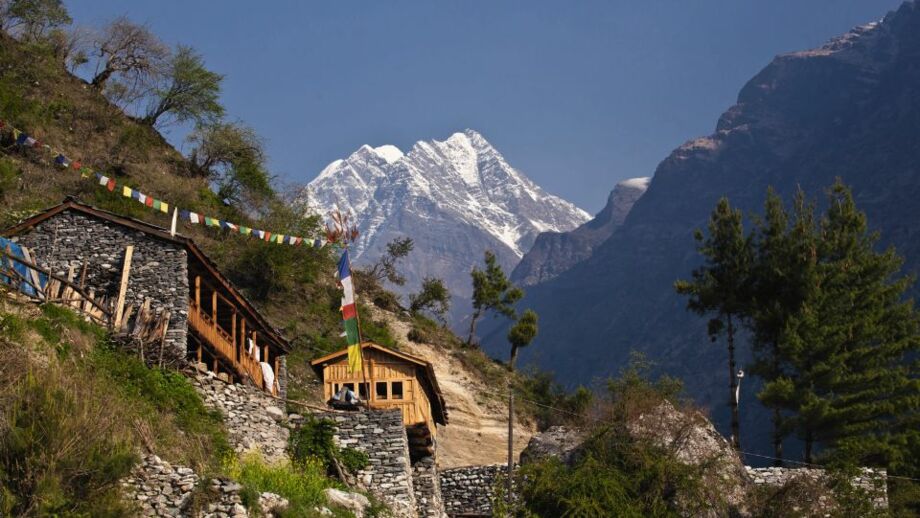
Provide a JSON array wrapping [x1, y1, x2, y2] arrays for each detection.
[[374, 310, 535, 469]]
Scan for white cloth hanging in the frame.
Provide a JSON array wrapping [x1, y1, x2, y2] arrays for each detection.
[[260, 362, 275, 393], [247, 338, 260, 361]]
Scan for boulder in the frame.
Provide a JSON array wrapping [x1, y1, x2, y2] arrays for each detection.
[[519, 426, 586, 466], [626, 401, 751, 517], [324, 488, 371, 518]]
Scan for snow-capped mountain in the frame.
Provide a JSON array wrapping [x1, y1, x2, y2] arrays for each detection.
[[300, 129, 590, 321]]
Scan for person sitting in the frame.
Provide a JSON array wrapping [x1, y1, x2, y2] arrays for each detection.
[[330, 386, 361, 409]]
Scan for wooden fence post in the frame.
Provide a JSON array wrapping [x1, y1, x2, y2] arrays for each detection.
[[113, 245, 133, 329]]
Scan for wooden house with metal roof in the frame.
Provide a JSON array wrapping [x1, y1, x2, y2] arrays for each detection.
[[311, 342, 448, 456], [3, 199, 290, 396]]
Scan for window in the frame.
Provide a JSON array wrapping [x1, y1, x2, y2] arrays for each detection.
[[343, 383, 355, 392], [359, 383, 369, 399], [376, 382, 388, 400], [391, 381, 404, 400], [333, 383, 340, 394]]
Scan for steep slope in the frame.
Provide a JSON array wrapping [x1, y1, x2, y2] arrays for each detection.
[[485, 1, 920, 452], [511, 177, 649, 286], [301, 130, 589, 323], [370, 307, 536, 468]]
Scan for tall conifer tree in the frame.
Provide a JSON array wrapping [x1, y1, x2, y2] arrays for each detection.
[[750, 188, 820, 464], [783, 181, 920, 465], [676, 197, 753, 449]]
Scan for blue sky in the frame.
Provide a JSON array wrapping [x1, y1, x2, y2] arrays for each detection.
[[68, 1, 904, 213]]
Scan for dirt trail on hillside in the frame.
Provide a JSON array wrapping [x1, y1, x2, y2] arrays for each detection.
[[373, 310, 535, 469]]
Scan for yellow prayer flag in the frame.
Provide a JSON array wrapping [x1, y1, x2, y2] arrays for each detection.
[[122, 186, 132, 197], [347, 343, 363, 373], [160, 202, 169, 214]]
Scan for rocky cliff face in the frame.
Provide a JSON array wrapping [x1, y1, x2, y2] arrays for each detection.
[[485, 1, 920, 453], [300, 130, 589, 322], [511, 177, 649, 286]]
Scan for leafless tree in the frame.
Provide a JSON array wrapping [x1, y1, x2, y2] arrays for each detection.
[[46, 25, 92, 70], [90, 17, 168, 89]]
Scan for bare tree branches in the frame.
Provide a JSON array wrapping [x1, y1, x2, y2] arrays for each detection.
[[90, 17, 168, 89]]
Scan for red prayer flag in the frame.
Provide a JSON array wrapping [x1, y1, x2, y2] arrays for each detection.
[[106, 179, 116, 191]]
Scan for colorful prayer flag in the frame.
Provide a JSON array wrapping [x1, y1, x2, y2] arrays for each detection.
[[122, 186, 133, 198], [160, 201, 169, 214], [337, 249, 362, 373]]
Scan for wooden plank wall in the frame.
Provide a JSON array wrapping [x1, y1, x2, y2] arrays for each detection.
[[321, 349, 435, 434]]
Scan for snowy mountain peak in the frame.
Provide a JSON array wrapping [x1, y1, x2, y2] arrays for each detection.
[[299, 129, 590, 306], [372, 145, 404, 164]]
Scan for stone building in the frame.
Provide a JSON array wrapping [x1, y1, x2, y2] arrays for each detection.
[[3, 199, 290, 396]]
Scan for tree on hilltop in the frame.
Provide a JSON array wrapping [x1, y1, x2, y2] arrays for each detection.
[[142, 45, 224, 127], [467, 250, 523, 347]]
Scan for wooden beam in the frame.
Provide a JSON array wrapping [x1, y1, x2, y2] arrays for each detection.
[[195, 275, 201, 308], [211, 289, 217, 323], [18, 246, 45, 301], [231, 311, 237, 361], [113, 245, 134, 329], [240, 319, 247, 356]]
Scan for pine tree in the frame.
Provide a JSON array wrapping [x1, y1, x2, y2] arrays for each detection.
[[749, 188, 819, 464], [467, 251, 523, 347], [675, 197, 753, 449], [802, 180, 920, 465], [783, 181, 920, 466]]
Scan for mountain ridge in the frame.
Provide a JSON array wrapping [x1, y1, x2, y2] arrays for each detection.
[[301, 129, 590, 322], [484, 0, 920, 454], [511, 176, 649, 286]]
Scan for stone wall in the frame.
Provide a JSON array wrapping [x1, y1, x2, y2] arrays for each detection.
[[412, 456, 445, 518], [123, 454, 290, 517], [745, 466, 888, 509], [277, 356, 288, 400], [439, 464, 504, 517], [307, 409, 418, 517], [14, 210, 189, 359], [194, 371, 290, 463]]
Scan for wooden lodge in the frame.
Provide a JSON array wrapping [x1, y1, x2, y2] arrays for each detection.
[[311, 342, 448, 456], [3, 199, 290, 396]]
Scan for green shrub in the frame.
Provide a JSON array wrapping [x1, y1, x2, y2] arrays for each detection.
[[0, 372, 137, 517], [223, 452, 332, 517], [338, 448, 369, 473], [0, 311, 26, 342], [288, 418, 369, 476], [289, 417, 338, 468]]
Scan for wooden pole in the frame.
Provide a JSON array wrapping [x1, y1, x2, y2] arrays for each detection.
[[344, 246, 369, 398], [195, 276, 201, 309], [113, 245, 134, 329], [211, 289, 217, 324], [231, 311, 237, 360]]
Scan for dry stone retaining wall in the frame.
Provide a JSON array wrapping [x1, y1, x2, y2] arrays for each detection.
[[439, 464, 504, 517], [122, 455, 249, 517], [745, 466, 888, 509], [193, 371, 290, 463], [14, 209, 190, 359], [305, 409, 418, 517], [412, 456, 446, 518]]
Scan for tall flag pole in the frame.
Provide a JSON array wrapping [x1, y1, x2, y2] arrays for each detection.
[[337, 248, 364, 374]]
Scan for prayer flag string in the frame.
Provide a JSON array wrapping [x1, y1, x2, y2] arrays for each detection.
[[0, 119, 332, 249]]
